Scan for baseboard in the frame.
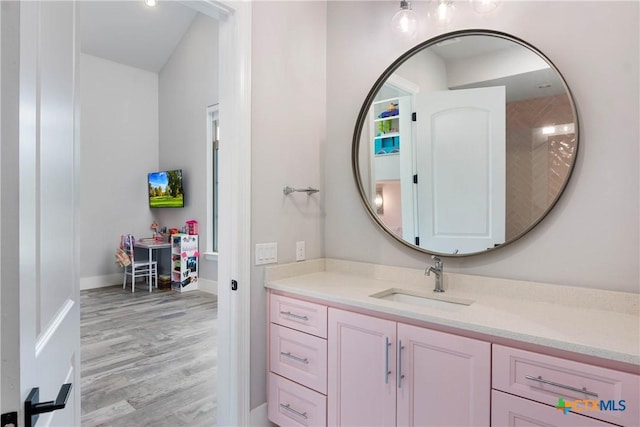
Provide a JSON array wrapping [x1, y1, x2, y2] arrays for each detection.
[[249, 403, 272, 427], [81, 274, 218, 294], [80, 274, 122, 290], [197, 278, 218, 295]]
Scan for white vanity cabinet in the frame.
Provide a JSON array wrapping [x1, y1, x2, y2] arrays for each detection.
[[327, 308, 491, 427]]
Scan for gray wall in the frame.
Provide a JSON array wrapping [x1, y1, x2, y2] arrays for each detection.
[[250, 1, 327, 409], [79, 54, 159, 283], [324, 1, 639, 293], [78, 13, 219, 286], [158, 13, 219, 282]]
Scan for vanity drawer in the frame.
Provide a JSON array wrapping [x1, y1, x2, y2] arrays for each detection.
[[493, 344, 639, 426], [268, 372, 327, 427], [271, 293, 327, 338], [492, 389, 614, 427], [270, 323, 327, 394]]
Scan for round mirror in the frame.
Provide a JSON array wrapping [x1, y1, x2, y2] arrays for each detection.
[[353, 30, 579, 257]]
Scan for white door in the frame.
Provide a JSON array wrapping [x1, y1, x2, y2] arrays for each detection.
[[415, 86, 506, 254], [1, 2, 81, 426]]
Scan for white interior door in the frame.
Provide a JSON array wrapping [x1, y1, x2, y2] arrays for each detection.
[[415, 86, 506, 254], [1, 2, 81, 426]]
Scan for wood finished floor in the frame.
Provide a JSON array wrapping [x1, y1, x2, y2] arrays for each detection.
[[80, 285, 217, 426]]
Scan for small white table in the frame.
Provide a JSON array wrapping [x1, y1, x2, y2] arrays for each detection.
[[134, 239, 171, 291]]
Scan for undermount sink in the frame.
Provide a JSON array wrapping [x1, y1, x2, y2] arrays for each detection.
[[369, 288, 474, 312]]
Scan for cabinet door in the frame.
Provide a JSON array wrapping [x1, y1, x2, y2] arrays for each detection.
[[492, 390, 614, 427], [397, 323, 491, 426], [328, 309, 397, 427]]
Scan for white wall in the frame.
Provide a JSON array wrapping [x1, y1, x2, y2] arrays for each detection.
[[79, 53, 159, 286], [250, 1, 327, 409], [158, 13, 218, 282], [325, 1, 639, 293]]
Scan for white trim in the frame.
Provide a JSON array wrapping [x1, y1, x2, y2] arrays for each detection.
[[197, 278, 218, 295], [248, 403, 270, 427], [35, 299, 74, 357], [387, 73, 420, 95], [80, 274, 218, 296], [218, 1, 252, 425], [179, 0, 233, 21], [206, 104, 219, 254], [204, 251, 219, 261], [79, 274, 122, 290], [183, 1, 252, 426]]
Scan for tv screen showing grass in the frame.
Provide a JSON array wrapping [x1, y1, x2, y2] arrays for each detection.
[[148, 169, 184, 208]]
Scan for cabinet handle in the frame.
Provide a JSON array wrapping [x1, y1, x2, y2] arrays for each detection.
[[384, 337, 391, 384], [279, 403, 308, 420], [280, 351, 309, 365], [279, 311, 309, 321], [397, 340, 405, 388], [524, 375, 599, 398]]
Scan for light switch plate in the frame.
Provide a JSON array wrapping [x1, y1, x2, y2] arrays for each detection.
[[255, 242, 278, 265]]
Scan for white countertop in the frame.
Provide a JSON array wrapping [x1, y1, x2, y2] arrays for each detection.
[[264, 259, 640, 366]]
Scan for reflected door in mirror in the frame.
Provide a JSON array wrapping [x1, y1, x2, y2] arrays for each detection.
[[415, 86, 506, 254]]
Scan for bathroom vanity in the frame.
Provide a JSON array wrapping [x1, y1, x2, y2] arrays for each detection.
[[265, 259, 640, 427], [263, 24, 637, 427]]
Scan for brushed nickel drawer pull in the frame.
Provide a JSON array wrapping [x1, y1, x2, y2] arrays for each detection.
[[384, 337, 391, 384], [279, 311, 309, 321], [280, 351, 309, 364], [525, 375, 599, 397], [397, 340, 405, 389], [280, 403, 308, 419]]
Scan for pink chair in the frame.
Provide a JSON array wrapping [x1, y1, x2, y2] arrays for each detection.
[[121, 234, 158, 293]]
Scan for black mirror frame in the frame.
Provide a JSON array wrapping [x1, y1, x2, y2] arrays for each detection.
[[351, 29, 580, 257]]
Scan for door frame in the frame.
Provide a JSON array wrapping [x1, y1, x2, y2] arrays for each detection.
[[187, 1, 252, 425]]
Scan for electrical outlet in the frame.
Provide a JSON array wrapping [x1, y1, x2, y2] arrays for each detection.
[[296, 241, 305, 261], [255, 242, 278, 265]]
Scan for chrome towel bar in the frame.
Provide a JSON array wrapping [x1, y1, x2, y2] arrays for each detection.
[[283, 186, 319, 195]]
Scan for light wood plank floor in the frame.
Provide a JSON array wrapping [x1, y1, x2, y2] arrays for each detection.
[[80, 285, 217, 426]]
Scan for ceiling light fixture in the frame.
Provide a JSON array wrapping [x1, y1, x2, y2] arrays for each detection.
[[470, 0, 500, 13], [391, 0, 502, 35], [144, 0, 158, 7], [427, 0, 456, 28], [391, 1, 418, 38]]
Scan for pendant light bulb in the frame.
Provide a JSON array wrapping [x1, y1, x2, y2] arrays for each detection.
[[427, 0, 455, 27], [144, 0, 158, 7], [391, 1, 418, 38], [470, 0, 500, 13]]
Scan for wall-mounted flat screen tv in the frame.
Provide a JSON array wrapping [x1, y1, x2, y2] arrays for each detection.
[[148, 169, 184, 208]]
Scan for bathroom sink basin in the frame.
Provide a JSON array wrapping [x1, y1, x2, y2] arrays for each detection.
[[369, 288, 474, 312]]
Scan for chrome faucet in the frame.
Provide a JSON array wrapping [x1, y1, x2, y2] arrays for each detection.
[[425, 256, 444, 293]]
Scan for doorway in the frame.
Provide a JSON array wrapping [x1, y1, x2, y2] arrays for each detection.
[[77, 0, 251, 425], [0, 1, 250, 423]]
